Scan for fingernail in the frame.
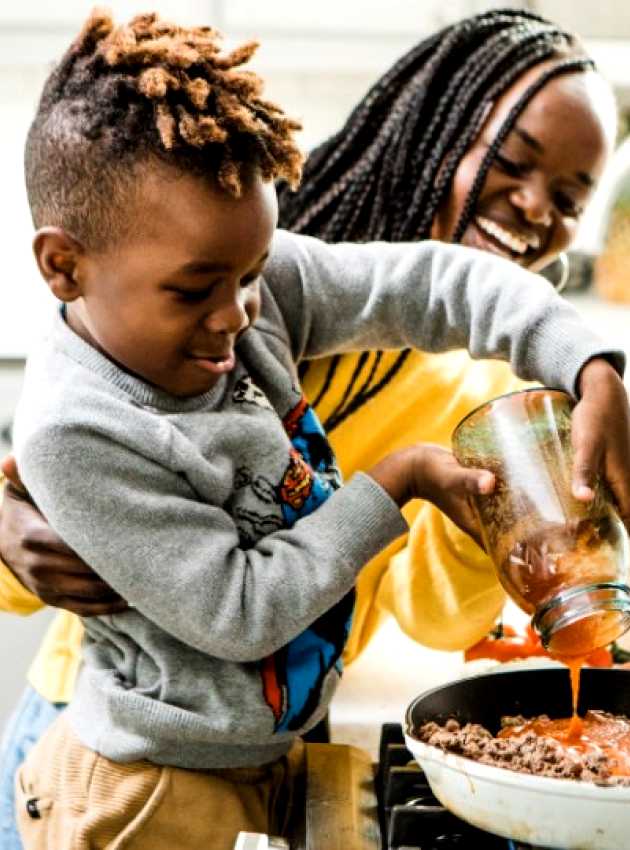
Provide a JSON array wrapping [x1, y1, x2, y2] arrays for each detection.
[[573, 484, 594, 501], [478, 472, 495, 494]]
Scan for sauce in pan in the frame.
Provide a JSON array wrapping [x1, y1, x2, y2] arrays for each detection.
[[499, 709, 630, 777]]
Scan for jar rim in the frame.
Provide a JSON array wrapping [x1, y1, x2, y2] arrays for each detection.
[[451, 386, 571, 443], [533, 582, 630, 651]]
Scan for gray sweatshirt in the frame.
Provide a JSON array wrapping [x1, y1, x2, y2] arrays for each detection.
[[14, 231, 624, 768]]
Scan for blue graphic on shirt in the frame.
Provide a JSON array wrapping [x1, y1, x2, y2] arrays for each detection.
[[261, 395, 354, 732]]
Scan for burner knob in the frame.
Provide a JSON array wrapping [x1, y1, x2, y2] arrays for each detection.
[[233, 833, 290, 850]]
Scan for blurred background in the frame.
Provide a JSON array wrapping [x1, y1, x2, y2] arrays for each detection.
[[1, 0, 630, 737]]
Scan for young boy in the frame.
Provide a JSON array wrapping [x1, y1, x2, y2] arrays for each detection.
[[12, 10, 626, 849]]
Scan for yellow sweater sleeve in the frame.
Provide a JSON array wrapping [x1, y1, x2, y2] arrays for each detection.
[[26, 610, 83, 704], [0, 551, 83, 703], [0, 556, 45, 615], [303, 348, 528, 665], [0, 489, 84, 703]]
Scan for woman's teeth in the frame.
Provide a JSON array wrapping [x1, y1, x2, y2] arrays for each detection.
[[475, 215, 539, 256]]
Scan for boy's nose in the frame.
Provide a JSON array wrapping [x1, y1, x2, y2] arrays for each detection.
[[203, 297, 250, 336]]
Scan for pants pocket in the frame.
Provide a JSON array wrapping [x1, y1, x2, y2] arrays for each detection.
[[13, 716, 168, 850], [14, 761, 54, 850]]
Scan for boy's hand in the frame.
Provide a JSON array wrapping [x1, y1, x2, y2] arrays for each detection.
[[572, 358, 630, 532], [0, 454, 128, 616], [368, 444, 494, 546]]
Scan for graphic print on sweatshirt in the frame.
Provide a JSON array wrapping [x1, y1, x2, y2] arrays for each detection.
[[230, 378, 353, 732], [267, 394, 353, 732]]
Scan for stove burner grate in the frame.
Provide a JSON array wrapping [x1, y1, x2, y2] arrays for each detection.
[[376, 723, 549, 850]]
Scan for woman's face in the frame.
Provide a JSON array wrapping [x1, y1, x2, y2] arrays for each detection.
[[431, 64, 617, 272]]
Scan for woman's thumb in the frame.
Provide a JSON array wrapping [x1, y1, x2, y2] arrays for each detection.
[[1, 454, 26, 492], [459, 466, 495, 496], [571, 444, 597, 502]]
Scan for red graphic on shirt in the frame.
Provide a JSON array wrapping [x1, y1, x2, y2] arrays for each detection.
[[261, 654, 285, 722], [279, 449, 313, 511], [282, 395, 309, 438]]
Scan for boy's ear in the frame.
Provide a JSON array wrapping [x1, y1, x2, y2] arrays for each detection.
[[32, 227, 85, 302]]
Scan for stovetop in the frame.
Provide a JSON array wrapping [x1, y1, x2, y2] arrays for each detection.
[[376, 723, 552, 850]]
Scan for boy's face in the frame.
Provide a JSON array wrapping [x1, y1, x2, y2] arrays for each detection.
[[67, 167, 278, 397]]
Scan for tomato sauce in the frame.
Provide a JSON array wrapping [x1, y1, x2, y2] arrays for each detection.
[[499, 708, 630, 777]]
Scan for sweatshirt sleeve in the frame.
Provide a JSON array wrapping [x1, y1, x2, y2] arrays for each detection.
[[16, 420, 407, 662], [261, 230, 625, 397]]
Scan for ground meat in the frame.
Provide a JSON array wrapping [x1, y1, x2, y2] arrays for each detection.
[[414, 714, 630, 787]]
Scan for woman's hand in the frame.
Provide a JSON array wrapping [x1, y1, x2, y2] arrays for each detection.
[[0, 455, 128, 616], [572, 358, 630, 531], [368, 443, 494, 546]]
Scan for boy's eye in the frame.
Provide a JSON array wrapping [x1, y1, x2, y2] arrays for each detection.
[[240, 274, 260, 289], [492, 152, 529, 179], [172, 288, 211, 304]]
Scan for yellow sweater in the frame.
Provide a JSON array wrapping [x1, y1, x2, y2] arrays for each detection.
[[0, 349, 522, 703]]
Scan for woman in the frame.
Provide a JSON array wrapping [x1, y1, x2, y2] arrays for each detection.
[[0, 9, 624, 847], [278, 8, 620, 661]]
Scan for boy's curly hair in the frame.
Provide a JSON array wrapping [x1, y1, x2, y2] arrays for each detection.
[[25, 8, 303, 248]]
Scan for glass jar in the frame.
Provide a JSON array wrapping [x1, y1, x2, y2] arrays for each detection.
[[452, 388, 630, 658]]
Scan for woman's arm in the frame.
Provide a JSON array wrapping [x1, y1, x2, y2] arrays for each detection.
[[0, 459, 127, 617]]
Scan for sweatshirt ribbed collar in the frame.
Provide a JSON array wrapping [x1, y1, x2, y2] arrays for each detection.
[[52, 307, 226, 412]]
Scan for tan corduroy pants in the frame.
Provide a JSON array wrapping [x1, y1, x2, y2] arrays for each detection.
[[15, 715, 304, 850]]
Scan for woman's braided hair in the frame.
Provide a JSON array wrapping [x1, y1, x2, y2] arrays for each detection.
[[277, 8, 595, 432], [25, 8, 303, 249]]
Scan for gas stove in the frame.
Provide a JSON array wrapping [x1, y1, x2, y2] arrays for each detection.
[[234, 723, 564, 849], [376, 723, 554, 850]]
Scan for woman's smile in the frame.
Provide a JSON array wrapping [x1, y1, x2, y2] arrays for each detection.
[[464, 213, 545, 265]]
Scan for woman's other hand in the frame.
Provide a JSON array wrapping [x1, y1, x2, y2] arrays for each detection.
[[0, 454, 128, 616], [572, 358, 630, 532]]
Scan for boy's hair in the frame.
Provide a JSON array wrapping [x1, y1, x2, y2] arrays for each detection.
[[278, 8, 596, 430], [25, 8, 303, 249]]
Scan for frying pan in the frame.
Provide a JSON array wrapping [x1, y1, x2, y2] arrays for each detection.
[[404, 667, 630, 850]]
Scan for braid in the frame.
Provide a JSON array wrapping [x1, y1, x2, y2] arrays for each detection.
[[278, 8, 594, 431], [25, 9, 303, 248], [405, 26, 557, 236]]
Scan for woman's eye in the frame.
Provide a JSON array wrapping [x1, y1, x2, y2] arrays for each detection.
[[493, 152, 528, 178]]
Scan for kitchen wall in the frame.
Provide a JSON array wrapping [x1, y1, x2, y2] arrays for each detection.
[[1, 0, 630, 734]]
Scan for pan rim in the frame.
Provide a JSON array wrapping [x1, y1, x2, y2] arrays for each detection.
[[404, 666, 630, 802]]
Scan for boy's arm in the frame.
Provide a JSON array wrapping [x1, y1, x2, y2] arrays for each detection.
[[17, 421, 408, 662], [262, 230, 625, 396]]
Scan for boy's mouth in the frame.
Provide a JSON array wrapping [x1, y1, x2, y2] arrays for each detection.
[[189, 351, 236, 375]]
